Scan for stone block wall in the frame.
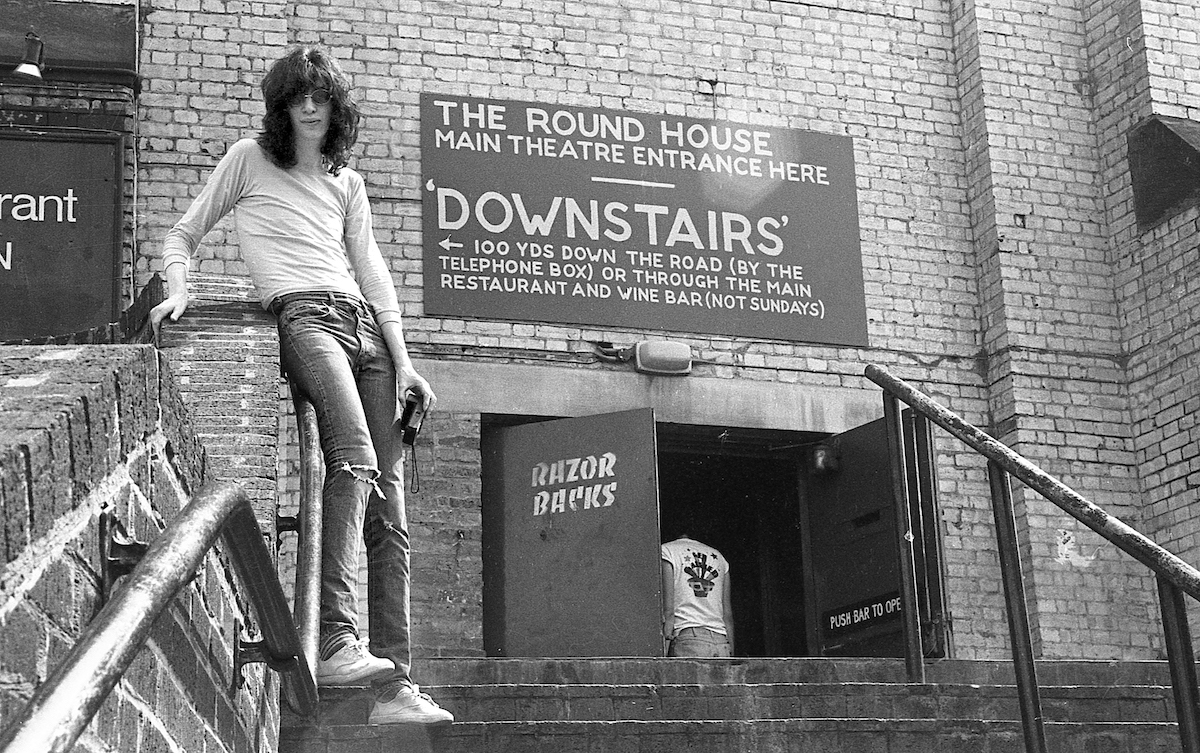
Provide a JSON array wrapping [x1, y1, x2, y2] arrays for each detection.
[[0, 345, 278, 753]]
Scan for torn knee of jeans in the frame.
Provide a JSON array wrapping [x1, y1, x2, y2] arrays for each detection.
[[365, 517, 410, 548], [381, 520, 408, 538], [337, 462, 383, 498]]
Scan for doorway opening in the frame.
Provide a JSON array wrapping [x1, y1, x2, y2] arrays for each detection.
[[656, 422, 825, 658]]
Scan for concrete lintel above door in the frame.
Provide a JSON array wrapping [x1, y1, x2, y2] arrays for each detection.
[[415, 359, 881, 435]]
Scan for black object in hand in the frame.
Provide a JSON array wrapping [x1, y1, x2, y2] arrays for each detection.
[[401, 393, 426, 445]]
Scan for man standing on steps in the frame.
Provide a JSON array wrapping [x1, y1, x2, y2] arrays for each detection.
[[661, 529, 734, 657], [150, 45, 452, 726]]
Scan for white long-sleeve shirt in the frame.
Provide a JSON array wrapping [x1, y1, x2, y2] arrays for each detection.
[[162, 138, 402, 325]]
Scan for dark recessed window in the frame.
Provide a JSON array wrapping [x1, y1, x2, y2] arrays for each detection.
[[1127, 115, 1200, 231]]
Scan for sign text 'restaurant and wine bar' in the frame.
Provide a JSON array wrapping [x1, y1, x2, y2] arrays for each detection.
[[420, 94, 867, 346]]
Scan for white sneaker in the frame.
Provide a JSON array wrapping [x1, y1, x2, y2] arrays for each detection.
[[368, 685, 454, 725], [315, 641, 395, 685]]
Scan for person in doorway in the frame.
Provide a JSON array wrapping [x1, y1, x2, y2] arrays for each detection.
[[149, 45, 452, 725], [661, 531, 734, 657]]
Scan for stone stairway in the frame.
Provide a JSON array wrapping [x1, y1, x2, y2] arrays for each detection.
[[279, 658, 1186, 752]]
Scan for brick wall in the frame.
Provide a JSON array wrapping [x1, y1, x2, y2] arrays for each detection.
[[131, 0, 1200, 661], [0, 344, 278, 753], [1094, 0, 1200, 628], [134, 0, 288, 287], [1128, 213, 1200, 551], [156, 275, 281, 522], [1142, 0, 1200, 121]]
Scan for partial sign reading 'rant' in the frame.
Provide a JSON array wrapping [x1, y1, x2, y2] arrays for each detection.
[[0, 133, 121, 341]]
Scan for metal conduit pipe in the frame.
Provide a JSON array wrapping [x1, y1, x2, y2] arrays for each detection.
[[865, 364, 1200, 601], [0, 483, 318, 753]]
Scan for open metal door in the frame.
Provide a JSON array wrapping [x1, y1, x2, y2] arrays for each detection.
[[481, 408, 663, 657], [805, 417, 903, 655], [804, 415, 949, 657]]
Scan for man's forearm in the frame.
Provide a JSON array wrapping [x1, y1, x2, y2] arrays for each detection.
[[379, 319, 415, 371], [164, 260, 188, 297]]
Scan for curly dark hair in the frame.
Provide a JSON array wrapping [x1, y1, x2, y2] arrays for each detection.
[[257, 46, 361, 175]]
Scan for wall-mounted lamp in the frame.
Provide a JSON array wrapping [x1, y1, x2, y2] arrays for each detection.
[[809, 442, 840, 473], [13, 32, 44, 82], [595, 340, 693, 375], [631, 341, 692, 376]]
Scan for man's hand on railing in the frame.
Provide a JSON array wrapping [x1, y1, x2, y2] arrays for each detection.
[[149, 292, 188, 339], [149, 262, 190, 340]]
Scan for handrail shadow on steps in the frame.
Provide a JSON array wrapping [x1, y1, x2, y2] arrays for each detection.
[[0, 483, 318, 753], [867, 364, 1200, 753]]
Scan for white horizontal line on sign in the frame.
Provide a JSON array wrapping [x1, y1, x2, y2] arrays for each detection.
[[591, 176, 677, 189]]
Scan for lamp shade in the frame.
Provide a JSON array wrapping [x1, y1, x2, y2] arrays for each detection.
[[12, 32, 44, 81]]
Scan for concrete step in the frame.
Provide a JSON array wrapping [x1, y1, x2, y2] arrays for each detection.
[[280, 718, 1182, 753], [278, 658, 1191, 753], [304, 680, 1176, 726], [408, 656, 1183, 687]]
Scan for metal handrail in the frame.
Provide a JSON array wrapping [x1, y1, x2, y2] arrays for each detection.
[[866, 364, 1200, 597], [288, 387, 323, 706], [866, 363, 1200, 753], [0, 483, 318, 753]]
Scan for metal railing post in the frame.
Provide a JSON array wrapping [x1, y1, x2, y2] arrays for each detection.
[[882, 393, 926, 683], [913, 414, 952, 656], [986, 461, 1047, 753], [1158, 574, 1200, 753]]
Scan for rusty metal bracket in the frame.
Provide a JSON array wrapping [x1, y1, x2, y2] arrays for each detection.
[[99, 511, 150, 599], [276, 514, 299, 534], [232, 619, 299, 693], [275, 514, 299, 552]]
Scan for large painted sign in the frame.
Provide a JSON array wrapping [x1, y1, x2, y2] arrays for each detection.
[[420, 94, 868, 346], [0, 132, 122, 341]]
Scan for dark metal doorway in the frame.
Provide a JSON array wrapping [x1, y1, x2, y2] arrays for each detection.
[[481, 413, 948, 659]]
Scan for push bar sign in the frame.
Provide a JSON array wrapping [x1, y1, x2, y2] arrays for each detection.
[[420, 94, 867, 346]]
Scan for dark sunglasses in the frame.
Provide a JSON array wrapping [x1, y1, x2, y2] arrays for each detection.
[[289, 88, 332, 107]]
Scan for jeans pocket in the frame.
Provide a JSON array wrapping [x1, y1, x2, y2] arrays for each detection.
[[279, 301, 337, 327]]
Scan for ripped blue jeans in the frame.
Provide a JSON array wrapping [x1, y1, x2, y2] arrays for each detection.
[[275, 291, 412, 692]]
